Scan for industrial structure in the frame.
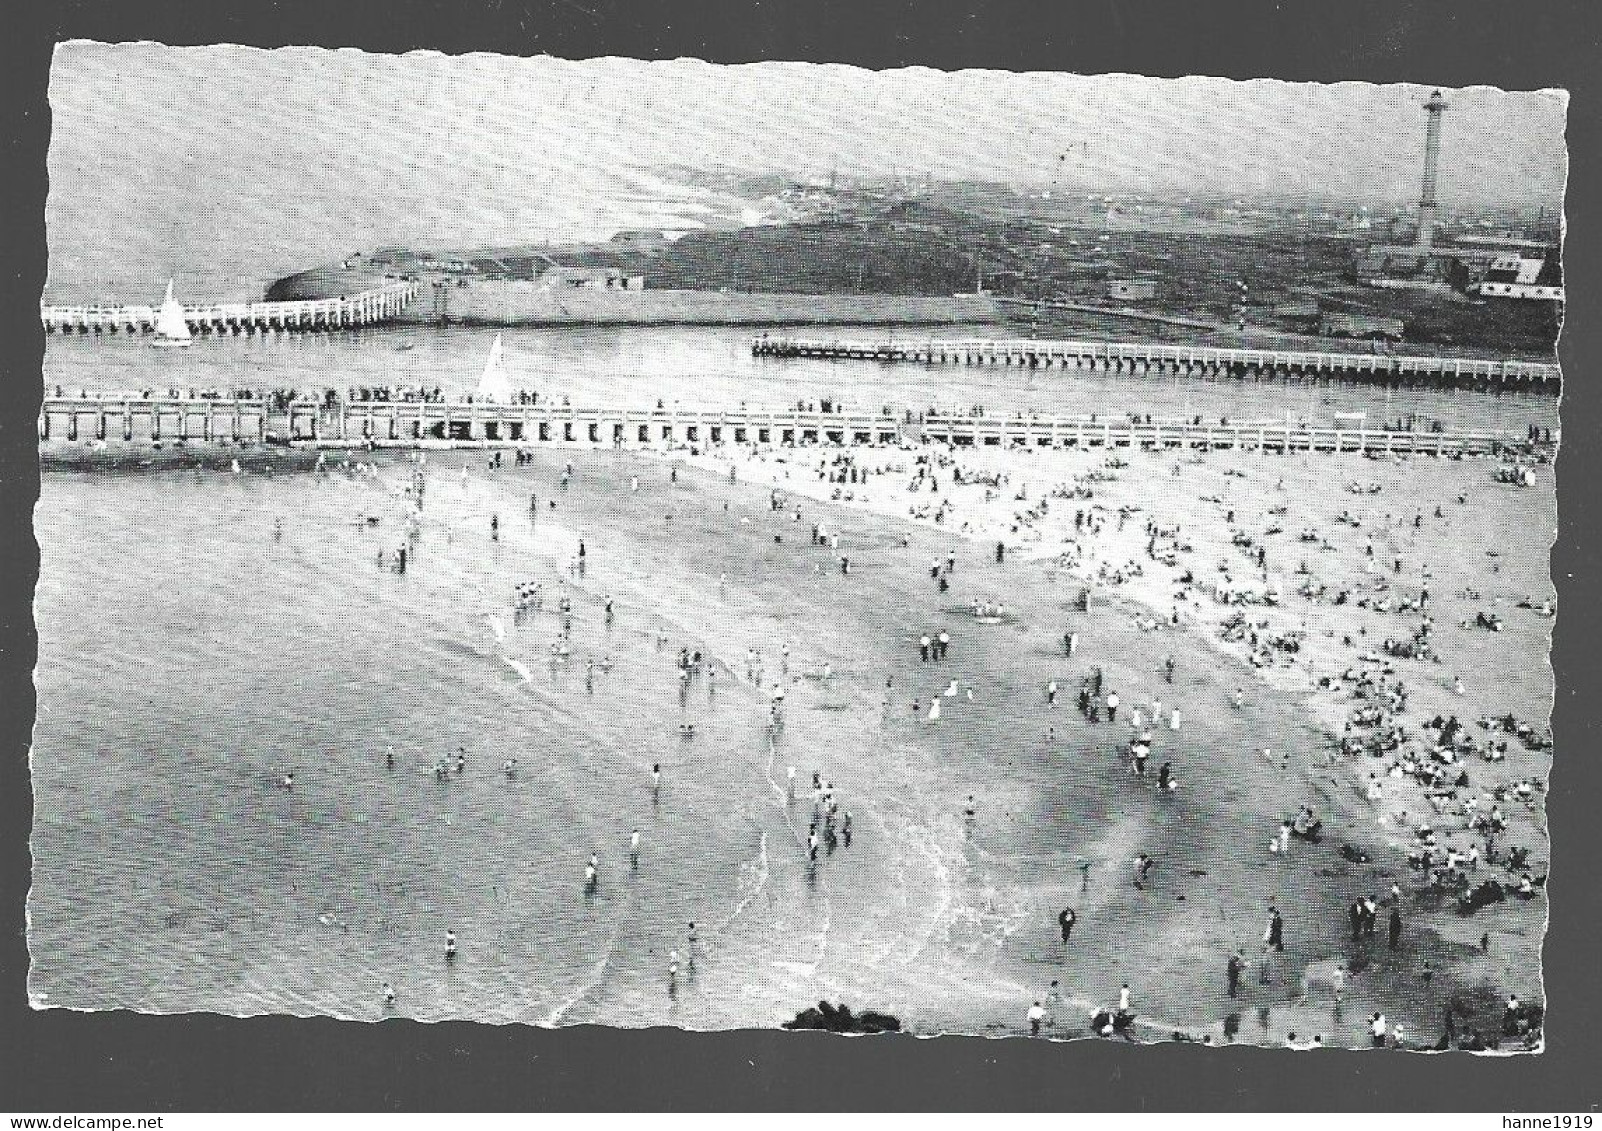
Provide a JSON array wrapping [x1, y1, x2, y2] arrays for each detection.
[[1417, 90, 1448, 253], [1352, 90, 1563, 304]]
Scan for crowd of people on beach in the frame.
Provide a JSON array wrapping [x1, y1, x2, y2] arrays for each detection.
[[234, 390, 1556, 1048]]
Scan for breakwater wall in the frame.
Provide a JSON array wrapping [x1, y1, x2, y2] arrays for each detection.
[[398, 281, 1005, 327]]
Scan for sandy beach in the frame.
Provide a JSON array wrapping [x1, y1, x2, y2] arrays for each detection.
[[32, 426, 1553, 1049], [651, 430, 1556, 1045]]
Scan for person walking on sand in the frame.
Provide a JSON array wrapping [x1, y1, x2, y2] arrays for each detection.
[[1133, 853, 1154, 889], [383, 981, 396, 1007], [1106, 691, 1119, 723], [1046, 679, 1058, 707], [1028, 1000, 1046, 1036], [1059, 906, 1076, 943], [1266, 907, 1284, 952], [630, 827, 641, 869], [1227, 950, 1244, 998], [1389, 907, 1402, 950], [1119, 983, 1131, 1013], [445, 929, 457, 961]]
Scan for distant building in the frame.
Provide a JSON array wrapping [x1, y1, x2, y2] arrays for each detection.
[[539, 265, 645, 291], [1319, 312, 1405, 341], [1475, 253, 1564, 300], [1106, 278, 1156, 302]]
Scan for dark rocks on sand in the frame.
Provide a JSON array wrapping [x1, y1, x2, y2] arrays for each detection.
[[1456, 880, 1508, 915], [782, 1000, 902, 1034]]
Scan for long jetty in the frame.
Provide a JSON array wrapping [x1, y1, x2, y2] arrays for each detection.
[[40, 281, 421, 336], [39, 394, 1552, 457], [751, 335, 1561, 390]]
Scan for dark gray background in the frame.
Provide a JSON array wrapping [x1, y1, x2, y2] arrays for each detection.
[[2, 0, 1596, 1111]]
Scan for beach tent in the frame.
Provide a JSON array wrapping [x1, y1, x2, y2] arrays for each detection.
[[477, 334, 513, 403]]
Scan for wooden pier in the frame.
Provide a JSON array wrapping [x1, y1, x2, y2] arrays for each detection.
[[752, 335, 1562, 390], [38, 394, 1551, 458], [915, 413, 1542, 456], [40, 281, 420, 336]]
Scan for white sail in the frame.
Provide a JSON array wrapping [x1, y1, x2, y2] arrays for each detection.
[[153, 280, 192, 343], [476, 333, 513, 403]]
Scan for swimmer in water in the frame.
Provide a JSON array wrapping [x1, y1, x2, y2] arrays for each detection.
[[382, 981, 396, 1007], [280, 772, 295, 790], [385, 746, 395, 771], [503, 758, 517, 779]]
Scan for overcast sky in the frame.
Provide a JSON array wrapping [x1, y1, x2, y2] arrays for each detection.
[[44, 44, 1567, 297], [52, 44, 1567, 200]]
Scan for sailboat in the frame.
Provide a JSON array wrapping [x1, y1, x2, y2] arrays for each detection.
[[152, 280, 193, 347], [476, 333, 513, 403]]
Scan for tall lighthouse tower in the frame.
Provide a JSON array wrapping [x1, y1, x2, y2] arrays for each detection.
[[1417, 89, 1448, 252]]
